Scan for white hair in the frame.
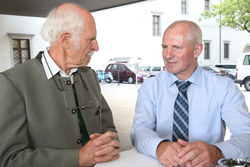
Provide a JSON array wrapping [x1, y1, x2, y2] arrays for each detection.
[[41, 4, 85, 45]]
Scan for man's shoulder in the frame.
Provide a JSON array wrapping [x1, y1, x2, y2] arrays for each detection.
[[78, 66, 98, 82], [202, 69, 233, 84], [200, 68, 236, 93], [143, 70, 169, 87], [2, 58, 40, 76], [78, 66, 94, 74], [0, 54, 45, 88]]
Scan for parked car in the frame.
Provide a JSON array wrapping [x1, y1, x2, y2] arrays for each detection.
[[211, 66, 227, 76], [235, 52, 250, 91], [214, 63, 237, 79], [139, 65, 166, 78], [105, 63, 143, 84]]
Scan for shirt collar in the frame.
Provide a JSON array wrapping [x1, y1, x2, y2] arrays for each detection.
[[167, 65, 202, 87], [41, 48, 78, 80], [188, 65, 202, 87]]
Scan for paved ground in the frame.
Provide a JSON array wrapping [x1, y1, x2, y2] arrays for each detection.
[[100, 81, 250, 151], [100, 82, 139, 151]]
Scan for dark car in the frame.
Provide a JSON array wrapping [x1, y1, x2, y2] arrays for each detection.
[[105, 63, 143, 84]]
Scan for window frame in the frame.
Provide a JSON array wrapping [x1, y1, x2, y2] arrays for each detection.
[[181, 0, 188, 15], [205, 0, 210, 11], [204, 41, 211, 60], [12, 38, 30, 65], [224, 41, 230, 59], [8, 33, 34, 67], [152, 13, 162, 36]]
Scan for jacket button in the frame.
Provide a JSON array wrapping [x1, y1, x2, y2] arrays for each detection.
[[71, 109, 76, 114], [77, 139, 81, 144], [66, 80, 71, 85]]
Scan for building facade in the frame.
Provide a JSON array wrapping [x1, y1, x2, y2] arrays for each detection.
[[0, 0, 249, 72], [90, 0, 250, 69]]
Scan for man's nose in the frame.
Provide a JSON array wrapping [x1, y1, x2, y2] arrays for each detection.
[[163, 47, 174, 59], [92, 40, 99, 51]]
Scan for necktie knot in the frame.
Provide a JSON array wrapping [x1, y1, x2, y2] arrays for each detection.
[[175, 81, 191, 92]]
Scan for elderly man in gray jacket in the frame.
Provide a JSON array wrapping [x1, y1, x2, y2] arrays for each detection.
[[0, 3, 120, 167]]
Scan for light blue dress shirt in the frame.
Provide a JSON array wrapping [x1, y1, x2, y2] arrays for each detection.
[[131, 66, 250, 159]]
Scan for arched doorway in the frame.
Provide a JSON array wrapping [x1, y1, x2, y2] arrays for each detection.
[[243, 44, 250, 52]]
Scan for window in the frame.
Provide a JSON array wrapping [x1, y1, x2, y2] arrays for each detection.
[[153, 15, 160, 36], [145, 66, 151, 71], [107, 65, 112, 70], [111, 64, 118, 70], [204, 42, 210, 59], [181, 0, 187, 14], [205, 0, 210, 11], [224, 42, 230, 58], [215, 64, 236, 69], [8, 33, 34, 67], [152, 66, 161, 71], [12, 39, 30, 66], [119, 64, 127, 71], [243, 55, 250, 65]]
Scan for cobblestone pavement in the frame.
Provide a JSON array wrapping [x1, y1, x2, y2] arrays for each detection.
[[100, 81, 250, 151]]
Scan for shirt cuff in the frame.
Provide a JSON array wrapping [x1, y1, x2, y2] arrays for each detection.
[[213, 142, 233, 158], [150, 138, 170, 158]]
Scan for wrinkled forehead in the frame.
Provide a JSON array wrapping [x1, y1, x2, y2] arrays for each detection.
[[163, 25, 189, 42], [83, 18, 97, 35]]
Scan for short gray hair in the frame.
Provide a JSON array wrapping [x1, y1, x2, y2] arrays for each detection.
[[167, 20, 202, 48], [41, 4, 85, 44]]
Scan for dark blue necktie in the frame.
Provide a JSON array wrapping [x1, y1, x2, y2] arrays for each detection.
[[172, 80, 191, 142]]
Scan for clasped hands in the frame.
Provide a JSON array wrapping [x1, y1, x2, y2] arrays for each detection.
[[156, 139, 223, 167], [79, 131, 120, 167]]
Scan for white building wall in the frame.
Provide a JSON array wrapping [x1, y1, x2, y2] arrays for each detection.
[[0, 0, 249, 72], [89, 0, 250, 69], [0, 15, 48, 72]]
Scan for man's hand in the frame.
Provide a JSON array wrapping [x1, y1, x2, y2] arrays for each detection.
[[156, 141, 186, 167], [78, 131, 120, 167], [177, 139, 224, 167]]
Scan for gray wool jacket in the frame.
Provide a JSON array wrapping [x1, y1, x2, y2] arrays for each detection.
[[0, 52, 117, 167]]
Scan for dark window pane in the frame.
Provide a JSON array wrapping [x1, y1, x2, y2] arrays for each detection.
[[12, 38, 30, 66], [204, 42, 210, 59], [224, 43, 229, 58], [243, 55, 250, 65]]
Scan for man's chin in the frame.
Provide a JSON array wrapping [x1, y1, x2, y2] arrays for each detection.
[[83, 57, 91, 66], [87, 51, 94, 57], [166, 66, 178, 73]]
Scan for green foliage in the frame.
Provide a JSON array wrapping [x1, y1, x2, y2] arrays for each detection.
[[200, 0, 250, 33]]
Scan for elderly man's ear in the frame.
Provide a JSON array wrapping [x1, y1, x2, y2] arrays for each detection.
[[60, 32, 71, 49]]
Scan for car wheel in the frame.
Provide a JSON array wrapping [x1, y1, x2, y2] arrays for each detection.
[[105, 78, 112, 83], [244, 78, 250, 91], [128, 76, 134, 84]]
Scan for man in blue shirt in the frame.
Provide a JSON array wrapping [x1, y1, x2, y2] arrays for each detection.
[[131, 20, 250, 167]]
